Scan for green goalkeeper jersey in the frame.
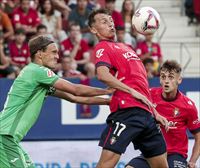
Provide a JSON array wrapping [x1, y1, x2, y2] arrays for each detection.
[[0, 63, 59, 142]]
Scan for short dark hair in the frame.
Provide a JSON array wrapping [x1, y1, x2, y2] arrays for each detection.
[[143, 58, 154, 66], [88, 8, 110, 28], [37, 24, 47, 32], [15, 28, 25, 35], [69, 22, 80, 31], [115, 25, 125, 31], [160, 60, 182, 74], [28, 35, 54, 61]]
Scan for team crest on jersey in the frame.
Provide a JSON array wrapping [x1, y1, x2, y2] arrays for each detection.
[[123, 52, 140, 61], [173, 108, 180, 117], [96, 49, 104, 58], [110, 136, 117, 145], [47, 69, 55, 77]]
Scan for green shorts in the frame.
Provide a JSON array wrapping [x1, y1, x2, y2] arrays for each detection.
[[0, 135, 35, 168]]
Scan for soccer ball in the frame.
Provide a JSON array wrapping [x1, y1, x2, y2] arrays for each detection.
[[132, 7, 160, 35]]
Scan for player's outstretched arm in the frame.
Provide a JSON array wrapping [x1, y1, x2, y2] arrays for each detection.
[[96, 66, 154, 108], [52, 90, 110, 105], [53, 78, 113, 97], [188, 132, 200, 168]]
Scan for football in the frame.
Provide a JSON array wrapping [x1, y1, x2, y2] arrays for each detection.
[[132, 7, 160, 35]]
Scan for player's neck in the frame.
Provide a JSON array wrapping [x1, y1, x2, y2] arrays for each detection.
[[162, 90, 178, 101]]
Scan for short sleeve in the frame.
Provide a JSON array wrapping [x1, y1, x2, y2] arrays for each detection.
[[35, 67, 59, 86], [94, 46, 112, 69], [187, 100, 200, 133]]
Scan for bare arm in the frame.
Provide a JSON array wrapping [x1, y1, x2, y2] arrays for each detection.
[[96, 66, 153, 108], [52, 90, 110, 105], [52, 0, 71, 12], [53, 78, 113, 97], [188, 132, 200, 168]]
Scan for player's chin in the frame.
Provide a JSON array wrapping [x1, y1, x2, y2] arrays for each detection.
[[48, 63, 57, 69]]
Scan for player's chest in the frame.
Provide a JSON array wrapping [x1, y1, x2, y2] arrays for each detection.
[[155, 102, 187, 124], [109, 43, 140, 62]]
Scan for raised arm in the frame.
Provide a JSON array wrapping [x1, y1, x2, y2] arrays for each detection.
[[52, 89, 110, 105], [53, 78, 113, 97], [96, 66, 153, 108]]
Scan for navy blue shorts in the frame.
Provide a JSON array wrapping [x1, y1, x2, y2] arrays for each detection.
[[99, 107, 166, 158], [126, 154, 187, 168]]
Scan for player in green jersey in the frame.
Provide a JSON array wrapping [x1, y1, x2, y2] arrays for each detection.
[[0, 35, 113, 168]]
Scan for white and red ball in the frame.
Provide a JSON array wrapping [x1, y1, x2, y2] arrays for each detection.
[[132, 7, 160, 35]]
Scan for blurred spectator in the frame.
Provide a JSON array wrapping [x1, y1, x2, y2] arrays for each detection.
[[49, 0, 71, 15], [193, 0, 200, 23], [8, 28, 30, 75], [0, 33, 15, 78], [58, 55, 87, 80], [105, 0, 124, 28], [0, 8, 14, 40], [87, 0, 101, 10], [121, 0, 137, 48], [68, 0, 94, 44], [142, 58, 155, 79], [36, 24, 48, 35], [61, 23, 95, 78], [115, 25, 133, 48], [29, 0, 40, 10], [0, 0, 20, 17], [136, 34, 163, 75], [39, 0, 67, 42], [11, 0, 41, 38], [116, 26, 125, 43], [58, 55, 92, 117], [184, 0, 195, 25]]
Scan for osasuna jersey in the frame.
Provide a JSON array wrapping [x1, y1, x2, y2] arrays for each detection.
[[0, 63, 59, 142], [95, 40, 152, 113], [150, 87, 200, 158]]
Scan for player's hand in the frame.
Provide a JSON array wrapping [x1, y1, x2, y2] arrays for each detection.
[[188, 162, 196, 168], [130, 89, 153, 109], [106, 87, 115, 94], [153, 108, 169, 131]]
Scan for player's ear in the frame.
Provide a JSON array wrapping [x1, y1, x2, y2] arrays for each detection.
[[89, 26, 97, 34], [36, 50, 42, 59], [177, 75, 182, 85]]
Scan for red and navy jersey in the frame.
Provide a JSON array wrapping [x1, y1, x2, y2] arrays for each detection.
[[150, 87, 200, 158], [94, 40, 152, 113]]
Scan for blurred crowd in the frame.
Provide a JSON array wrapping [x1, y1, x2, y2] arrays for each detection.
[[184, 0, 200, 25], [0, 0, 199, 117], [0, 0, 198, 80]]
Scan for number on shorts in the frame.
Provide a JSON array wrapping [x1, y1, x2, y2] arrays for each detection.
[[113, 122, 126, 136]]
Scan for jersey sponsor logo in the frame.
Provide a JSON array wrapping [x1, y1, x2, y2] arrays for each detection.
[[193, 119, 200, 125], [173, 108, 180, 117], [47, 69, 55, 77], [122, 52, 140, 61], [168, 121, 178, 129], [96, 49, 104, 58]]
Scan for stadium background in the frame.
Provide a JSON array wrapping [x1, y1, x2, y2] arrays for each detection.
[[0, 0, 200, 167]]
